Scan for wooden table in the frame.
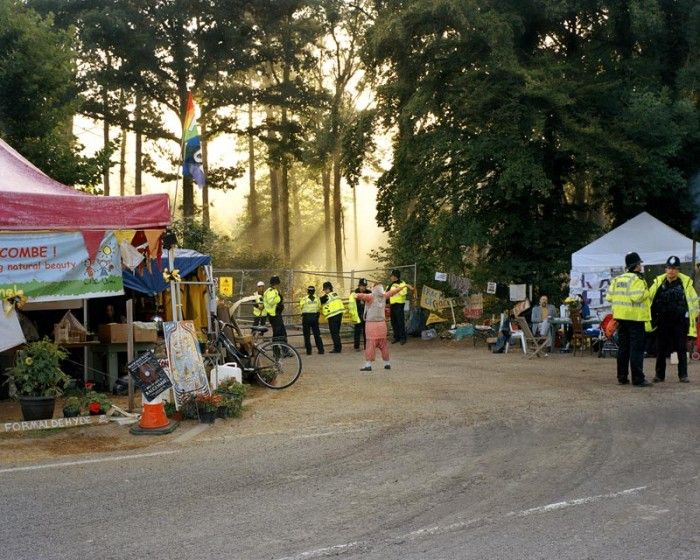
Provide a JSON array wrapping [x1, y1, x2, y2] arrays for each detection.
[[86, 342, 157, 390]]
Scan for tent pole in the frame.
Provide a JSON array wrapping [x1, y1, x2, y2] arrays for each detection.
[[168, 247, 179, 322]]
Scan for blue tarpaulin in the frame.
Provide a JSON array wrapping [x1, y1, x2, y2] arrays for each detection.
[[122, 249, 211, 296]]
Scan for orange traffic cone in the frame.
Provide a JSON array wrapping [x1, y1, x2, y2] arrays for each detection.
[[130, 396, 178, 435]]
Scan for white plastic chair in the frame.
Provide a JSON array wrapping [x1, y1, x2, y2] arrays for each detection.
[[505, 329, 526, 354]]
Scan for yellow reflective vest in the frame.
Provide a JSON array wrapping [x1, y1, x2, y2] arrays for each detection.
[[389, 281, 408, 304], [647, 272, 698, 337], [346, 293, 361, 324], [263, 287, 281, 316], [606, 272, 651, 322], [299, 295, 321, 314], [253, 292, 267, 317], [321, 292, 345, 318]]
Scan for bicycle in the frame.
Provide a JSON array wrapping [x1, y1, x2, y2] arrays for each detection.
[[207, 318, 302, 390]]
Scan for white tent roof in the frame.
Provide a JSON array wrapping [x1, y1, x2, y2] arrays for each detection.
[[571, 212, 695, 270]]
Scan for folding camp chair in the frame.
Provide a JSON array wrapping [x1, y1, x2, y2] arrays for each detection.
[[515, 317, 549, 358]]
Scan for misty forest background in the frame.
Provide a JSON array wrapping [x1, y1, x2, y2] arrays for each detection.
[[1, 0, 698, 297]]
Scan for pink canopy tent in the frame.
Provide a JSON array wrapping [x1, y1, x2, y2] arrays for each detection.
[[0, 138, 170, 231]]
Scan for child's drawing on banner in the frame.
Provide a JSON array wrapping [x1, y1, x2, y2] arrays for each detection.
[[163, 320, 210, 406]]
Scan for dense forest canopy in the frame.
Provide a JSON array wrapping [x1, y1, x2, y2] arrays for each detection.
[[0, 0, 697, 294]]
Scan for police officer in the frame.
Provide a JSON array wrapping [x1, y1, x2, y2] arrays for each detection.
[[389, 269, 409, 344], [263, 275, 287, 342], [299, 286, 324, 355], [252, 281, 267, 326], [352, 278, 369, 351], [649, 256, 698, 383], [320, 281, 345, 353], [606, 252, 652, 387]]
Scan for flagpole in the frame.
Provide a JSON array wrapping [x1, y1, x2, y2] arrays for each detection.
[[172, 91, 189, 220]]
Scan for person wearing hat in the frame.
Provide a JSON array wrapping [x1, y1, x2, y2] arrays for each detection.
[[647, 256, 698, 383], [298, 286, 324, 355], [252, 281, 267, 327], [320, 281, 345, 353], [389, 269, 410, 344], [264, 275, 287, 342], [352, 278, 370, 351], [606, 252, 652, 387]]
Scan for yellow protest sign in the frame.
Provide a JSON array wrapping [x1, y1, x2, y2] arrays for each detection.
[[219, 276, 233, 297]]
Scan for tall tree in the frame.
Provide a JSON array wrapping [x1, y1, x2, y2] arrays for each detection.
[[366, 0, 699, 294], [0, 0, 106, 188]]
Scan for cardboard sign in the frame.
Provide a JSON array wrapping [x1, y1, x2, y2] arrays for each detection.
[[434, 272, 447, 281], [127, 352, 173, 402], [219, 276, 233, 297], [486, 282, 497, 295], [421, 285, 453, 311], [464, 293, 484, 318]]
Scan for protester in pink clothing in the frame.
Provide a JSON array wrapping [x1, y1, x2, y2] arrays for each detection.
[[354, 281, 412, 371]]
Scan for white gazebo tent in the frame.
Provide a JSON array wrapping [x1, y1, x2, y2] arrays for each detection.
[[570, 212, 695, 312]]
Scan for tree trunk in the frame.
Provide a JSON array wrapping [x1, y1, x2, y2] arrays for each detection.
[[291, 165, 301, 239], [332, 152, 343, 275], [119, 128, 126, 196], [322, 166, 332, 270], [281, 162, 291, 262], [280, 61, 291, 263], [182, 175, 194, 219], [102, 87, 110, 196], [134, 94, 142, 195], [248, 102, 258, 230], [270, 165, 280, 248], [352, 186, 359, 261], [267, 107, 280, 249], [201, 117, 210, 228]]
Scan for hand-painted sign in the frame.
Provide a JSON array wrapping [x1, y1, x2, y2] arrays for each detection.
[[0, 232, 123, 302], [420, 286, 452, 311], [127, 352, 173, 402], [163, 320, 210, 407]]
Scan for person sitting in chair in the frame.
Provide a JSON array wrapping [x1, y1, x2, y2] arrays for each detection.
[[531, 295, 558, 348]]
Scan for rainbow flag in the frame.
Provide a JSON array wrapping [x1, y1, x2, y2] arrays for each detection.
[[182, 92, 206, 188]]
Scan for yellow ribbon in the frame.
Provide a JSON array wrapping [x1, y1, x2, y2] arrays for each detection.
[[163, 268, 181, 283], [3, 293, 27, 316]]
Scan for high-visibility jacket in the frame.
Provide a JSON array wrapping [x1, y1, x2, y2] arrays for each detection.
[[606, 272, 651, 322], [647, 272, 698, 336], [346, 293, 361, 324], [321, 292, 345, 318], [299, 295, 321, 314], [263, 287, 281, 316], [389, 281, 408, 304], [253, 291, 267, 317]]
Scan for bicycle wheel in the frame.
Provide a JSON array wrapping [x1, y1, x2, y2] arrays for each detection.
[[253, 341, 302, 389]]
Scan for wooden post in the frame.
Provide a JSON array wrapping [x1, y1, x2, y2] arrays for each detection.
[[126, 299, 134, 412]]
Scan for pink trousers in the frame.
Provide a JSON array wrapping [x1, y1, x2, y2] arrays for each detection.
[[364, 321, 390, 361]]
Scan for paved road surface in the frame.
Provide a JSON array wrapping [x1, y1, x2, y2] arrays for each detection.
[[1, 343, 698, 559]]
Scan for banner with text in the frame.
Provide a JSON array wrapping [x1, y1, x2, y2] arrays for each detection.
[[0, 232, 123, 302]]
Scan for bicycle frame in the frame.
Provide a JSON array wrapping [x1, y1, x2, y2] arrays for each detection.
[[215, 330, 255, 373]]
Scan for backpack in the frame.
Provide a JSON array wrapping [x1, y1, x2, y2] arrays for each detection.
[[601, 314, 618, 338]]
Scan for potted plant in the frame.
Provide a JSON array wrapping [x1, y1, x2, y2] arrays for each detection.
[[5, 338, 70, 420], [62, 396, 82, 418], [163, 399, 183, 422], [214, 378, 247, 419], [82, 391, 112, 415], [194, 393, 222, 424]]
